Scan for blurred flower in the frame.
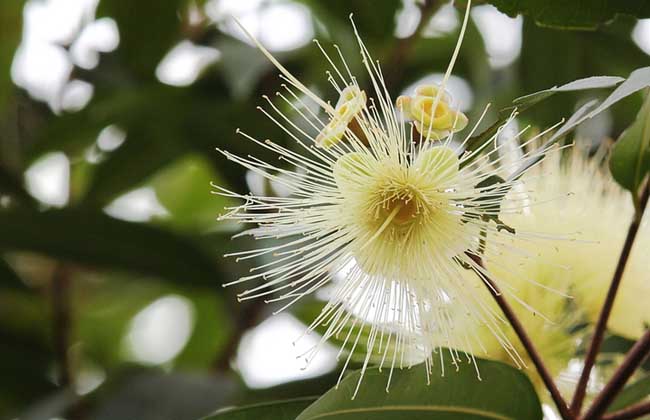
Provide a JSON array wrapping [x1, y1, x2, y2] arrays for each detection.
[[214, 1, 555, 393], [504, 144, 650, 340], [446, 143, 649, 390]]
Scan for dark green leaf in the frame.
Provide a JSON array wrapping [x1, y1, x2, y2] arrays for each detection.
[[91, 372, 237, 420], [0, 164, 36, 206], [0, 1, 23, 113], [173, 291, 233, 369], [0, 257, 26, 291], [151, 154, 235, 233], [609, 90, 650, 193], [97, 0, 182, 78], [485, 0, 650, 30], [609, 375, 650, 412], [85, 124, 184, 206], [203, 397, 318, 420], [0, 208, 223, 286], [297, 358, 543, 420]]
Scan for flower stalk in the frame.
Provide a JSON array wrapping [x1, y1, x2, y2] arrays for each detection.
[[572, 181, 650, 416], [466, 252, 573, 420], [601, 400, 650, 420]]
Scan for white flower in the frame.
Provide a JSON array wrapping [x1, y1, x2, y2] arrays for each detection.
[[445, 143, 650, 393], [214, 2, 554, 393], [497, 144, 650, 340]]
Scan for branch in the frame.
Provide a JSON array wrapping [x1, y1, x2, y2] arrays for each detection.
[[212, 298, 266, 372], [572, 182, 650, 415], [581, 330, 650, 420], [384, 0, 441, 89], [602, 400, 650, 420], [52, 263, 73, 388], [466, 252, 573, 420]]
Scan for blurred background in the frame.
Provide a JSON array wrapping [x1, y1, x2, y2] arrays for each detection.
[[0, 0, 648, 419]]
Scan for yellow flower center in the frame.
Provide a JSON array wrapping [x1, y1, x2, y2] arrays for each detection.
[[333, 146, 466, 278]]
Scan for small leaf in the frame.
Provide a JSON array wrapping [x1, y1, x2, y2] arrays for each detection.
[[0, 208, 223, 286], [203, 397, 318, 420], [608, 375, 650, 413], [609, 90, 650, 193], [151, 154, 236, 233], [297, 357, 543, 420], [513, 76, 624, 109], [485, 0, 650, 30]]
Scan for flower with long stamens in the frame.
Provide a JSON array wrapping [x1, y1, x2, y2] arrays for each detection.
[[214, 1, 557, 394], [497, 144, 650, 340], [443, 143, 649, 396]]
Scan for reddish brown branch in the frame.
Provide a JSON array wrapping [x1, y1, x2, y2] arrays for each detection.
[[602, 400, 650, 420], [581, 330, 650, 420], [212, 299, 266, 372], [572, 183, 650, 415], [466, 253, 573, 420]]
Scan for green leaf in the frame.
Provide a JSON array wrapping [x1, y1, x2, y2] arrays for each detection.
[[0, 257, 26, 291], [513, 76, 624, 109], [485, 0, 650, 30], [0, 1, 23, 113], [296, 358, 543, 420], [494, 66, 650, 183], [85, 124, 184, 207], [0, 163, 36, 206], [91, 371, 237, 420], [609, 90, 650, 193], [0, 208, 223, 286], [151, 154, 236, 233], [609, 375, 650, 412], [203, 397, 318, 420], [466, 75, 624, 158], [97, 0, 182, 78]]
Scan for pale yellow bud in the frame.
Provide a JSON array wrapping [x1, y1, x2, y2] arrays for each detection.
[[316, 85, 366, 148], [396, 84, 468, 141]]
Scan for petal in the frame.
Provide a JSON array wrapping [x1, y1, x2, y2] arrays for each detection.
[[333, 152, 375, 192], [412, 146, 459, 185]]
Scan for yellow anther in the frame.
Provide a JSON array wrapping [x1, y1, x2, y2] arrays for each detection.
[[316, 85, 366, 148]]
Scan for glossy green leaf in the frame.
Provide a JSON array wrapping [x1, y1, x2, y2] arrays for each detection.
[[513, 76, 624, 108], [152, 154, 236, 233], [485, 0, 650, 30], [0, 208, 223, 286], [609, 90, 650, 193], [297, 358, 542, 420], [466, 75, 624, 158], [203, 397, 318, 420], [609, 375, 650, 412]]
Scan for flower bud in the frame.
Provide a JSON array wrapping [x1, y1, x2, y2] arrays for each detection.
[[397, 84, 468, 141]]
